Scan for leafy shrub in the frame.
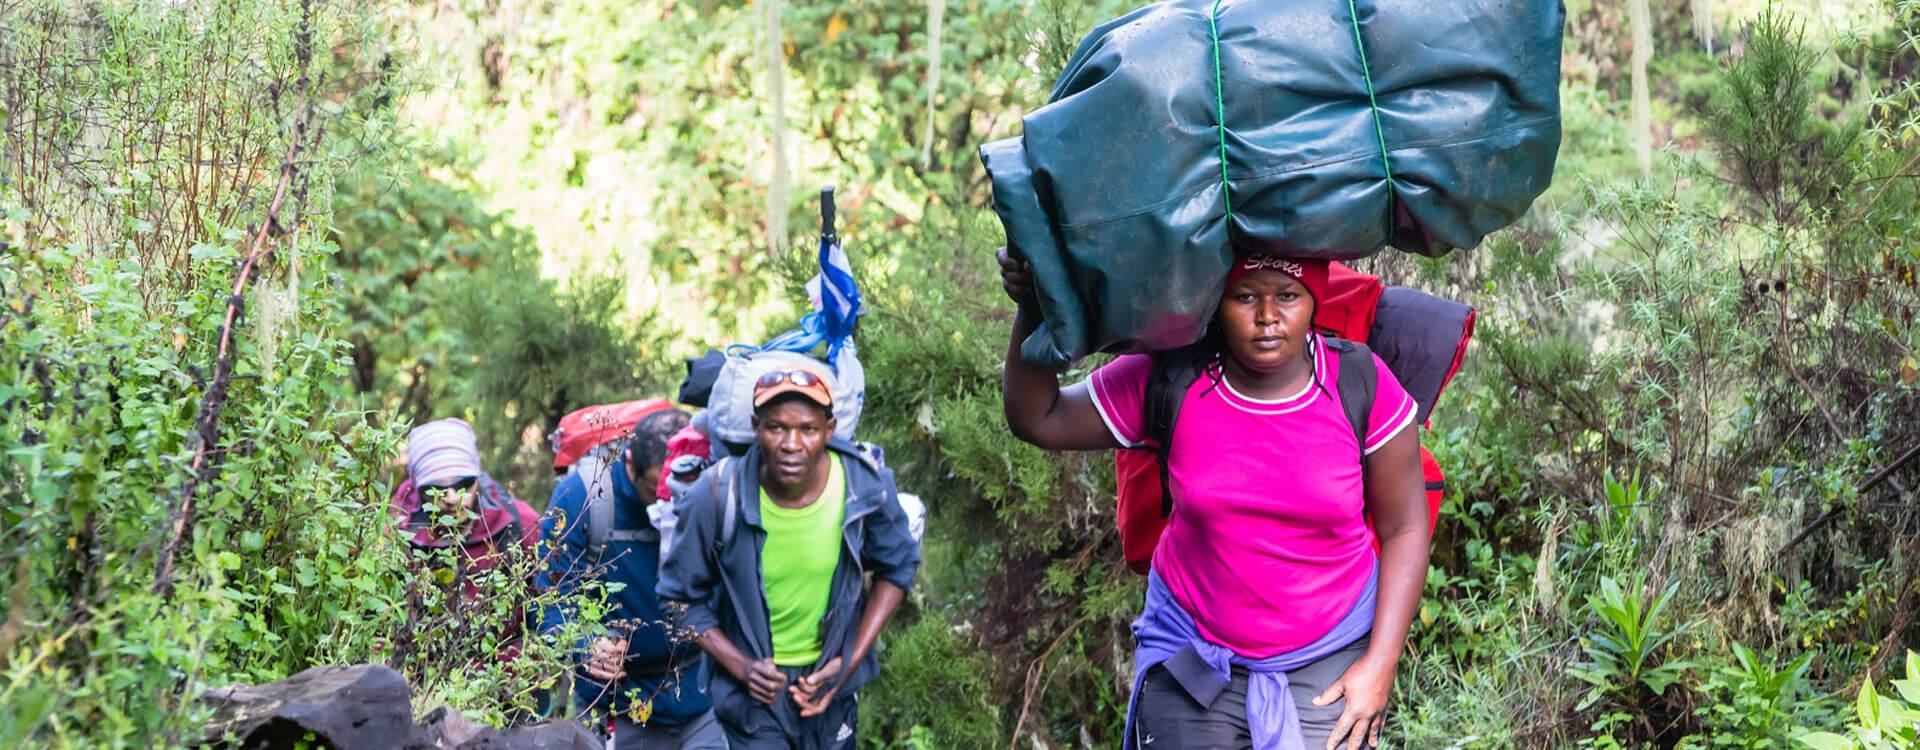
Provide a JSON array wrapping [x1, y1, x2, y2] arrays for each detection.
[[1696, 642, 1824, 748], [1797, 651, 1920, 750], [1571, 576, 1695, 742], [857, 616, 1001, 749], [0, 0, 619, 744], [1705, 8, 1864, 225]]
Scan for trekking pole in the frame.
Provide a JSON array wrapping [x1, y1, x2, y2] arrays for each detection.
[[820, 184, 837, 245]]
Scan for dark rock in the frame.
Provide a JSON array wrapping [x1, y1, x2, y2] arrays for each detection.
[[450, 720, 601, 750], [415, 705, 602, 749], [199, 664, 425, 749], [198, 664, 594, 749], [417, 706, 491, 747]]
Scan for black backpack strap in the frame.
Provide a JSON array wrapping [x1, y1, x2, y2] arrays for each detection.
[[1328, 338, 1378, 463], [482, 505, 526, 554], [709, 457, 739, 557], [1143, 347, 1204, 518], [473, 476, 527, 553]]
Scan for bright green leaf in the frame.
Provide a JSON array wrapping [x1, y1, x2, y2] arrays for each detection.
[[1860, 680, 1882, 730], [1794, 732, 1853, 750]]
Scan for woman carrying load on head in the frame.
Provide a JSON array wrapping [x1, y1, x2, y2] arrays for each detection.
[[998, 248, 1430, 750]]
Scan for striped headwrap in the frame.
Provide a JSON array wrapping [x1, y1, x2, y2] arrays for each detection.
[[406, 418, 483, 488]]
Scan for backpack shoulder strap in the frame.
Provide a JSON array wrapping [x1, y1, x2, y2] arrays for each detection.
[[1328, 337, 1378, 462], [710, 457, 740, 556], [581, 454, 616, 565], [1143, 347, 1204, 518], [493, 506, 526, 551]]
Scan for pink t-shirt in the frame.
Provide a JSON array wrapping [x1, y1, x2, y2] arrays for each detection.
[[1088, 336, 1416, 657]]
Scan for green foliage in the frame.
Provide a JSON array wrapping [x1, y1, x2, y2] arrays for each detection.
[[0, 220, 415, 746], [390, 527, 610, 727], [1384, 4, 1920, 745], [1797, 652, 1920, 750], [1, 0, 395, 280], [857, 616, 1001, 749], [330, 160, 680, 499], [0, 0, 411, 742], [0, 0, 608, 744], [1706, 8, 1865, 224], [1593, 472, 1652, 574], [396, 0, 1133, 333], [1696, 642, 1823, 747], [1570, 576, 1693, 719]]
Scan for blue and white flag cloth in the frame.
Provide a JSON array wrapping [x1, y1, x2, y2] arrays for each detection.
[[802, 234, 863, 360], [761, 230, 864, 368]]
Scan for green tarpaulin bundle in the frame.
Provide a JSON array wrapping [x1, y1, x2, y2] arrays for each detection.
[[982, 0, 1564, 369]]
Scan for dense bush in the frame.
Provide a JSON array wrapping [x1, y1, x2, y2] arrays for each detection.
[[1, 0, 410, 742], [1363, 5, 1920, 744], [0, 0, 622, 744]]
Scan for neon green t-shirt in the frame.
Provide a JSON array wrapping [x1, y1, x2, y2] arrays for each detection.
[[760, 456, 846, 667]]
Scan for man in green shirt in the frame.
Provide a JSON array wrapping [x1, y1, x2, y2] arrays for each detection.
[[659, 363, 921, 749], [760, 443, 845, 668]]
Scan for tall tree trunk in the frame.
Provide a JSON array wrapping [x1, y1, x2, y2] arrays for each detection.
[[1691, 0, 1714, 55], [763, 0, 789, 256], [921, 0, 946, 169], [1630, 0, 1653, 177]]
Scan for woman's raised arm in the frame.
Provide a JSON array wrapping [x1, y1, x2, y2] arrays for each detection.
[[998, 247, 1122, 452]]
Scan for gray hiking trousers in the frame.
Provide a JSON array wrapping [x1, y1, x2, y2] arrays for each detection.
[[1134, 637, 1370, 750], [607, 709, 729, 750]]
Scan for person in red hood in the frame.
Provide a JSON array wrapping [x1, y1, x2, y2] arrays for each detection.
[[389, 418, 542, 631]]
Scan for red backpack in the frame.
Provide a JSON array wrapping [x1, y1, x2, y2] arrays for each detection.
[[1113, 264, 1474, 574], [547, 398, 678, 473]]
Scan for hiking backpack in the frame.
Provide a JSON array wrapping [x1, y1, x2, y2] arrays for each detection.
[[1113, 271, 1475, 574], [548, 399, 680, 565], [549, 398, 677, 473], [678, 346, 866, 454], [661, 185, 924, 552]]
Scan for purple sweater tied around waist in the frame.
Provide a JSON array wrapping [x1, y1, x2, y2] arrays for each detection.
[[1127, 564, 1378, 750]]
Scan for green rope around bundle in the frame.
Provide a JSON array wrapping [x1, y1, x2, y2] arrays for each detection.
[[1344, 0, 1395, 216], [1208, 0, 1231, 221], [1205, 0, 1397, 229]]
